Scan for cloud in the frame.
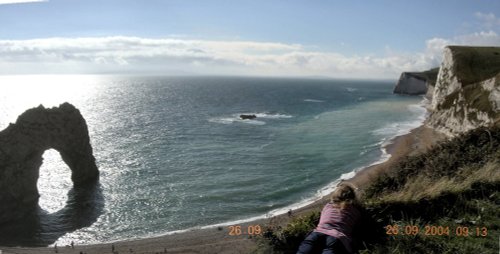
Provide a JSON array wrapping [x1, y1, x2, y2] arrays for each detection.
[[1, 34, 498, 78], [0, 36, 308, 74], [474, 12, 500, 30], [0, 36, 440, 78], [424, 30, 500, 64], [2, 10, 500, 79], [0, 0, 47, 5], [454, 30, 500, 45]]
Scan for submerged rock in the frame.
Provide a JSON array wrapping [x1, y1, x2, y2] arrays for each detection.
[[240, 114, 257, 120], [0, 103, 99, 225]]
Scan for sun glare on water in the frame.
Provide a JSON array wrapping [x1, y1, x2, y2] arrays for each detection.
[[0, 74, 101, 129], [0, 74, 102, 213], [38, 149, 73, 213]]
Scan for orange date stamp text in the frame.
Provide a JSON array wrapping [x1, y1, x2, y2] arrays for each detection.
[[228, 225, 262, 236], [385, 224, 488, 237]]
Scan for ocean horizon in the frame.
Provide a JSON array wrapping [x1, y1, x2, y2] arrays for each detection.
[[0, 75, 426, 246]]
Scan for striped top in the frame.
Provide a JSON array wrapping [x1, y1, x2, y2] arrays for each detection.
[[314, 203, 361, 253]]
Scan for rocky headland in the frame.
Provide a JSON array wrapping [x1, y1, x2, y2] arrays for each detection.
[[427, 46, 500, 136], [393, 67, 439, 96], [0, 103, 99, 225], [394, 46, 500, 136]]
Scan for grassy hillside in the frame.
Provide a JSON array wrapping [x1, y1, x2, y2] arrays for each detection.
[[407, 67, 440, 86], [258, 125, 500, 254], [422, 67, 440, 85], [449, 46, 500, 86]]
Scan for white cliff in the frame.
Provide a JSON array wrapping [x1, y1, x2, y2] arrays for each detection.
[[393, 68, 439, 96], [427, 46, 500, 136], [393, 73, 427, 95]]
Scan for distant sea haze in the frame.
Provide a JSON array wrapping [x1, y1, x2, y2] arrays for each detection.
[[0, 75, 426, 246]]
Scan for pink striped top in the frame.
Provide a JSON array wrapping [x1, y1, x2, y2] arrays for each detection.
[[314, 203, 361, 253]]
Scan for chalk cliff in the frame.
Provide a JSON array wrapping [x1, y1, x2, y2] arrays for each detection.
[[0, 103, 99, 224], [427, 46, 500, 136], [393, 68, 439, 96]]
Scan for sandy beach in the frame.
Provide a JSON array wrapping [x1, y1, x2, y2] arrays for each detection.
[[0, 125, 445, 254]]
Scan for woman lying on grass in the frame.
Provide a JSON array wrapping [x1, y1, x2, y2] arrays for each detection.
[[297, 183, 361, 254]]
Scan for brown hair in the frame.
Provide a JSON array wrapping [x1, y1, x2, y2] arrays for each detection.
[[330, 183, 358, 209]]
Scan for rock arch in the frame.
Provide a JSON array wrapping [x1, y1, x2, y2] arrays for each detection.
[[0, 103, 99, 224]]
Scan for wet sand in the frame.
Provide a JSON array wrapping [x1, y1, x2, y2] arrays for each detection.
[[0, 126, 445, 254]]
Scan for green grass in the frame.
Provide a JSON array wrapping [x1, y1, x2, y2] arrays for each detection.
[[365, 125, 500, 197], [258, 211, 321, 254], [403, 67, 440, 86], [463, 84, 496, 118], [259, 125, 500, 254], [435, 46, 500, 122], [411, 67, 440, 85], [362, 182, 499, 254], [448, 46, 500, 86]]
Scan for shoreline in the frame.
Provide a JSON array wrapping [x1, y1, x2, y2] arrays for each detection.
[[0, 125, 445, 254]]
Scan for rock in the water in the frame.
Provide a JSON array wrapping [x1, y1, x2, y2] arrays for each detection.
[[240, 114, 257, 120], [0, 103, 99, 224]]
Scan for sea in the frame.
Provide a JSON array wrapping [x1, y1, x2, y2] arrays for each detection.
[[0, 75, 426, 246]]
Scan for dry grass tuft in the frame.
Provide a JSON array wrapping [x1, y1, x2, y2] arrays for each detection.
[[382, 160, 500, 202]]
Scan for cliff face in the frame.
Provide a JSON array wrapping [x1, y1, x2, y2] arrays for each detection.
[[393, 73, 427, 95], [393, 68, 439, 96], [0, 103, 99, 224], [427, 46, 500, 136]]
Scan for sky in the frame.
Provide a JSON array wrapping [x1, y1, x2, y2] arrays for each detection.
[[1, 0, 500, 79]]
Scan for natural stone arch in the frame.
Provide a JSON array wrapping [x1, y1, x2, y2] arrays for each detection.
[[0, 103, 99, 224]]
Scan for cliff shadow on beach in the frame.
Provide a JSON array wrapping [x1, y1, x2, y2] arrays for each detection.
[[0, 181, 104, 247]]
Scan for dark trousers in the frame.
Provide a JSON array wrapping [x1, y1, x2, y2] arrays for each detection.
[[297, 231, 349, 254]]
